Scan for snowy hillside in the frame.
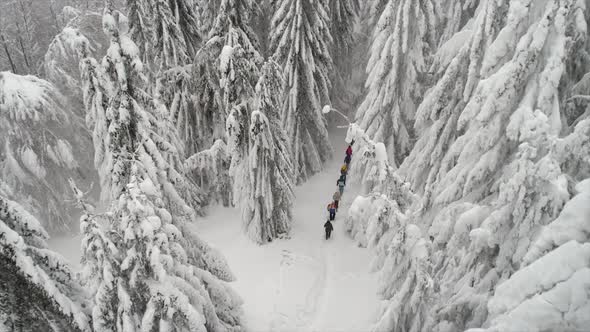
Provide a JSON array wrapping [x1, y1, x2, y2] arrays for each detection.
[[1, 0, 589, 331]]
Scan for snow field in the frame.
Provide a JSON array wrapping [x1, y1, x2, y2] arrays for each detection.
[[197, 131, 380, 331]]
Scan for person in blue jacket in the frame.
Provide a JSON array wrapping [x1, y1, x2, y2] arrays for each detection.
[[327, 202, 336, 221]]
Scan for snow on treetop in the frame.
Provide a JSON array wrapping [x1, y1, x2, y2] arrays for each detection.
[[0, 72, 62, 122], [220, 45, 234, 73]]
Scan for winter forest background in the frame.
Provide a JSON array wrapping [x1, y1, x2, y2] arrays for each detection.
[[1, 0, 589, 331]]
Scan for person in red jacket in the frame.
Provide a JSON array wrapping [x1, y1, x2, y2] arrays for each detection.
[[346, 144, 352, 158], [327, 202, 336, 221]]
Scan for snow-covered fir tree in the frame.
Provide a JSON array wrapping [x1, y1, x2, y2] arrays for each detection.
[[69, 179, 120, 332], [0, 187, 89, 331], [185, 139, 233, 206], [209, 0, 261, 110], [327, 0, 359, 113], [74, 4, 244, 330], [355, 0, 437, 166], [145, 0, 203, 159], [352, 0, 590, 331], [190, 0, 261, 155], [0, 71, 94, 233], [44, 11, 108, 103], [468, 179, 590, 332], [270, 0, 334, 183], [240, 60, 295, 244]]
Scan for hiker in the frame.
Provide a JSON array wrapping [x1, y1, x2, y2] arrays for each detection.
[[333, 191, 341, 210], [324, 219, 333, 240], [327, 202, 336, 221], [337, 176, 346, 196], [340, 164, 348, 176], [346, 144, 353, 158], [344, 154, 351, 166]]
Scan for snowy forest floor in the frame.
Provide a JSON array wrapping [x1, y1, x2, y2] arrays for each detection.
[[49, 128, 380, 332], [197, 129, 380, 331]]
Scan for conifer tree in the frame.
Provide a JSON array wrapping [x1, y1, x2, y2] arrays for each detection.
[[75, 4, 243, 329], [0, 188, 89, 331], [355, 0, 437, 166], [241, 60, 295, 243], [0, 71, 93, 233], [393, 1, 588, 330], [190, 0, 261, 154], [328, 0, 359, 112], [148, 0, 202, 158], [400, 0, 506, 207], [70, 179, 120, 332], [270, 0, 334, 183]]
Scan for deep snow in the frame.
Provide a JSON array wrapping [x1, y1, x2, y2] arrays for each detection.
[[49, 129, 380, 331], [196, 129, 379, 331]]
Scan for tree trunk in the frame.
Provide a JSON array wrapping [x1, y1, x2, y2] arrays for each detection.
[[0, 32, 17, 73]]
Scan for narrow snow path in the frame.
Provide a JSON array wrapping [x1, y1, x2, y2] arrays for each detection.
[[197, 130, 380, 331]]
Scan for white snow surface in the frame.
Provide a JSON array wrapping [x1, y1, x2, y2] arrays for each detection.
[[49, 130, 380, 331], [196, 131, 379, 331]]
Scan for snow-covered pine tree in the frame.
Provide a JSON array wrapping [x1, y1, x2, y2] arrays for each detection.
[[226, 102, 251, 208], [185, 139, 233, 206], [385, 1, 589, 330], [327, 0, 359, 113], [75, 5, 243, 329], [126, 0, 151, 64], [244, 110, 284, 243], [197, 0, 222, 38], [400, 0, 510, 208], [0, 187, 89, 331], [270, 0, 334, 183], [190, 43, 226, 152], [253, 60, 295, 235], [44, 12, 108, 102], [210, 0, 261, 110], [371, 222, 433, 332], [69, 179, 120, 332], [150, 0, 201, 68], [190, 0, 261, 155], [150, 0, 191, 70], [468, 179, 590, 332], [240, 61, 295, 243], [0, 71, 93, 233], [147, 0, 203, 158], [355, 0, 437, 166]]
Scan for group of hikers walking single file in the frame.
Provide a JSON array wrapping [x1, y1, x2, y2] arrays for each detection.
[[324, 142, 354, 240]]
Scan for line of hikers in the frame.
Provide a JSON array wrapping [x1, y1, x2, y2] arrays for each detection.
[[324, 142, 354, 240]]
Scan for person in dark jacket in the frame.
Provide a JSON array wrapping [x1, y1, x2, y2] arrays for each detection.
[[337, 177, 346, 196], [324, 219, 333, 239], [344, 154, 351, 166], [327, 202, 336, 221]]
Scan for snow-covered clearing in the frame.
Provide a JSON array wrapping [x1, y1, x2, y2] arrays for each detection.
[[49, 129, 380, 331], [197, 130, 379, 331]]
